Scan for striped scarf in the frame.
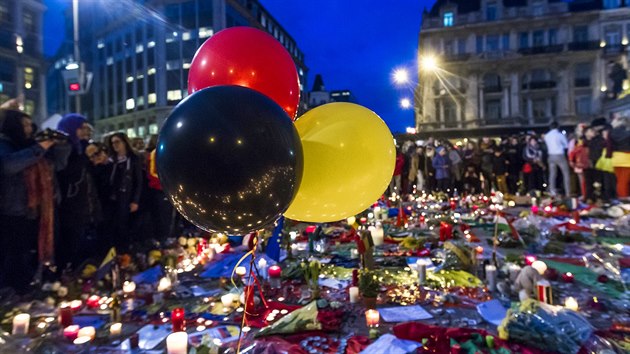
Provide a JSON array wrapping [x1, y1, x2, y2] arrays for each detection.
[[24, 159, 55, 264]]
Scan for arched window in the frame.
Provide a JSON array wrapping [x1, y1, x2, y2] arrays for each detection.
[[483, 73, 501, 92]]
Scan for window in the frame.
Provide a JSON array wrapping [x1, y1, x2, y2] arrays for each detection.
[[0, 2, 11, 23], [458, 38, 466, 54], [574, 63, 591, 87], [531, 69, 548, 82], [549, 28, 558, 45], [148, 93, 157, 104], [126, 98, 135, 110], [502, 33, 510, 50], [485, 99, 502, 121], [137, 96, 144, 107], [486, 35, 500, 52], [167, 89, 182, 101], [126, 128, 136, 138], [533, 30, 544, 47], [486, 3, 497, 21], [603, 0, 620, 9], [476, 35, 483, 53], [532, 98, 547, 119], [573, 26, 588, 42], [483, 73, 502, 92], [443, 12, 454, 27], [444, 40, 455, 56], [0, 59, 14, 82], [519, 32, 529, 49], [443, 99, 457, 126], [149, 124, 159, 135], [532, 3, 544, 16], [575, 96, 591, 115], [23, 10, 35, 33], [605, 26, 621, 45]]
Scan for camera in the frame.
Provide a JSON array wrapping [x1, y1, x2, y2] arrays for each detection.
[[35, 128, 69, 142]]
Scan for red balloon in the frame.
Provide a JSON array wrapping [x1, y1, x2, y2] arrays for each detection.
[[188, 27, 300, 119]]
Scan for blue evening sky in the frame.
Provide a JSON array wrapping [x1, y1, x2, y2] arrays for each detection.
[[43, 0, 436, 133]]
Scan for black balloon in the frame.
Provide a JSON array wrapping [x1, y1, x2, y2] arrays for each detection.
[[156, 86, 303, 234]]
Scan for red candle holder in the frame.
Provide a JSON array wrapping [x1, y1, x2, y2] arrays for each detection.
[[63, 325, 80, 341], [171, 308, 185, 332], [268, 265, 282, 289], [561, 272, 575, 283], [58, 305, 73, 328], [525, 255, 537, 266], [86, 295, 100, 309]]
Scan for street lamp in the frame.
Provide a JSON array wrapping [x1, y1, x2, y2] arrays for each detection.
[[420, 55, 438, 72], [393, 68, 410, 85]]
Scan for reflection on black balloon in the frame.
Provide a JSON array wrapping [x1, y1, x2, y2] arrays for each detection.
[[156, 86, 303, 234]]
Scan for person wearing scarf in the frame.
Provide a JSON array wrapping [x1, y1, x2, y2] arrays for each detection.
[[0, 109, 69, 293], [56, 113, 102, 271]]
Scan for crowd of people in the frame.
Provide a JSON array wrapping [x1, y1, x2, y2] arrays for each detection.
[[391, 118, 630, 203], [0, 105, 628, 295], [0, 109, 178, 293]]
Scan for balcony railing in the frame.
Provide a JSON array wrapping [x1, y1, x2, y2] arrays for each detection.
[[517, 44, 564, 55], [603, 44, 627, 55], [522, 80, 556, 90], [443, 53, 471, 62], [568, 41, 600, 51]]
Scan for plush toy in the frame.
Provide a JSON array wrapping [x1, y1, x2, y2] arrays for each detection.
[[512, 266, 541, 298]]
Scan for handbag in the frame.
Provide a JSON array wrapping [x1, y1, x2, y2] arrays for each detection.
[[595, 149, 614, 173]]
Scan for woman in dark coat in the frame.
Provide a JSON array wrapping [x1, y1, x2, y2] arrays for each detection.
[[0, 109, 69, 292], [56, 113, 101, 270], [107, 133, 143, 252]]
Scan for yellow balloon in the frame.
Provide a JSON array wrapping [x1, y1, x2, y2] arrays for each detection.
[[284, 102, 395, 222]]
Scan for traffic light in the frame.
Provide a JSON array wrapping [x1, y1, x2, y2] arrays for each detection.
[[61, 62, 92, 96]]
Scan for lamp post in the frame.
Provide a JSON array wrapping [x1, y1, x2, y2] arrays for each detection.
[[72, 0, 81, 114]]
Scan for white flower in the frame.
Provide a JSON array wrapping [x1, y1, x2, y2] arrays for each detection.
[[51, 281, 61, 292], [178, 237, 187, 246], [57, 286, 68, 297]]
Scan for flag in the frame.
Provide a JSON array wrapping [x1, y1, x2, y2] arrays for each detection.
[[266, 216, 284, 262], [95, 247, 116, 280], [493, 213, 520, 240]]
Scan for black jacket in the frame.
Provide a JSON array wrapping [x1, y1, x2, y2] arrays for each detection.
[[585, 136, 604, 166], [57, 149, 102, 224], [109, 153, 143, 205]]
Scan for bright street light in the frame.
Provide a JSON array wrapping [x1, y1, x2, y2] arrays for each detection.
[[400, 98, 411, 109], [420, 55, 438, 72], [393, 68, 410, 85]]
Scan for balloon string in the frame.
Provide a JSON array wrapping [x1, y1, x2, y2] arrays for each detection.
[[236, 233, 259, 354], [231, 249, 255, 291]]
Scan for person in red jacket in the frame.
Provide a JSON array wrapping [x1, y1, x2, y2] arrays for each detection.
[[389, 148, 405, 196], [568, 138, 590, 201], [145, 135, 177, 241]]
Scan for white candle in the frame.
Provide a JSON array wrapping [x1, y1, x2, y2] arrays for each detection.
[[508, 264, 522, 282], [78, 326, 95, 340], [416, 261, 427, 285], [235, 266, 247, 277], [110, 322, 122, 336], [565, 297, 579, 311], [350, 249, 359, 259], [346, 216, 356, 226], [221, 294, 236, 308], [157, 277, 172, 292], [258, 258, 268, 279], [374, 206, 382, 220], [122, 281, 136, 294], [485, 265, 497, 291], [166, 331, 188, 354], [73, 336, 91, 345], [370, 224, 384, 246], [531, 261, 547, 275], [531, 197, 537, 206], [12, 313, 30, 335], [349, 286, 359, 303]]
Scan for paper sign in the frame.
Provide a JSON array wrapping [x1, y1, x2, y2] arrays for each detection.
[[378, 305, 433, 322]]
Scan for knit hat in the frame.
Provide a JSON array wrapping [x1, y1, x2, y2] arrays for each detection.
[[57, 113, 87, 150], [436, 146, 445, 154]]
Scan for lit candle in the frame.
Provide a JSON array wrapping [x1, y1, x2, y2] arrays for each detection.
[[531, 205, 539, 214], [531, 261, 547, 275], [157, 277, 172, 292], [485, 265, 497, 291], [561, 272, 575, 283], [171, 308, 185, 332], [122, 281, 136, 295], [70, 300, 82, 312], [166, 331, 188, 354], [268, 265, 282, 289], [86, 295, 100, 309], [369, 224, 384, 246], [221, 294, 234, 308], [374, 206, 382, 220], [536, 279, 553, 305], [58, 304, 73, 328], [258, 258, 268, 279], [110, 322, 122, 336], [365, 309, 380, 327], [12, 313, 30, 335], [525, 255, 537, 266], [565, 297, 579, 311], [416, 260, 427, 285], [346, 216, 356, 226], [235, 266, 247, 277], [349, 286, 359, 303], [77, 326, 95, 340], [350, 249, 359, 259], [73, 336, 91, 345], [63, 325, 80, 341]]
